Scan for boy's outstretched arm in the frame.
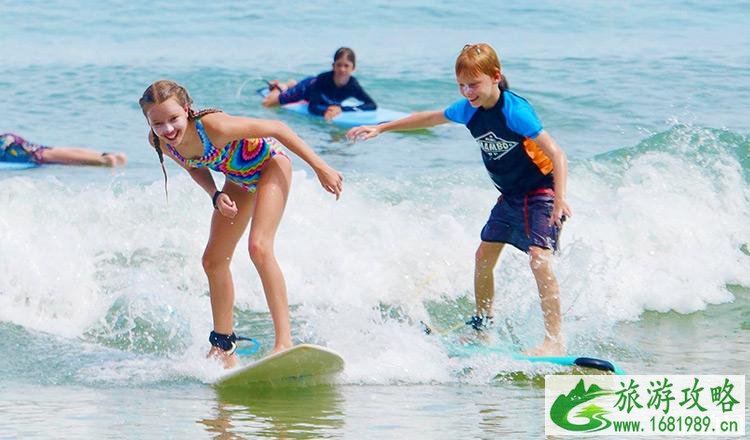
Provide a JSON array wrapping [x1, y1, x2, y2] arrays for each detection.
[[346, 110, 448, 141]]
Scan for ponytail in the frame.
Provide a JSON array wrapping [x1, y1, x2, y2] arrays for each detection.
[[499, 75, 509, 91], [191, 108, 221, 120]]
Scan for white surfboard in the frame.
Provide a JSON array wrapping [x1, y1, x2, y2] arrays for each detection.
[[215, 344, 344, 387]]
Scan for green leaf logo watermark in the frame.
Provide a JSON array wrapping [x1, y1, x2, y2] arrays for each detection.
[[546, 375, 745, 436], [550, 379, 614, 432]]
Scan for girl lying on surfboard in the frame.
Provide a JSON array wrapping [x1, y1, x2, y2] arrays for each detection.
[[348, 43, 572, 357], [1, 132, 126, 167], [262, 47, 377, 122], [139, 80, 343, 368]]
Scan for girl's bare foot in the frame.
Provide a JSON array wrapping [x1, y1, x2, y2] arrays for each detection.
[[207, 346, 239, 369], [269, 342, 294, 356]]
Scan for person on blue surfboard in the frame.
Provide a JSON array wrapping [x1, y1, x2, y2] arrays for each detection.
[[262, 47, 377, 122], [1, 132, 126, 167], [139, 80, 343, 369], [348, 43, 572, 357]]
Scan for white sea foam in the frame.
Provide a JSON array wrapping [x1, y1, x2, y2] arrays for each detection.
[[1, 127, 748, 384]]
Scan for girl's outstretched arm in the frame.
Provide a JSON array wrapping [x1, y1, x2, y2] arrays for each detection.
[[534, 131, 572, 226], [205, 114, 343, 199], [346, 110, 448, 141]]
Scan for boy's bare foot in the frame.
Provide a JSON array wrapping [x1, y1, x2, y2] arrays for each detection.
[[207, 346, 239, 369], [523, 338, 565, 357], [457, 329, 491, 346]]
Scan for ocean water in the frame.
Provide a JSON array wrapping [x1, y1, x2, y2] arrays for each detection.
[[1, 1, 748, 438]]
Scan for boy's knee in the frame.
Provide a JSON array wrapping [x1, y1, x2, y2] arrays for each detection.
[[476, 242, 502, 262], [475, 245, 486, 261], [528, 247, 551, 271]]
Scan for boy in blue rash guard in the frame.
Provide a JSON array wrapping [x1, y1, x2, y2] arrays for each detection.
[[347, 43, 572, 357], [262, 47, 377, 122]]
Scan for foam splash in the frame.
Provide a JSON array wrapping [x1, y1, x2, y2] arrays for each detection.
[[1, 125, 747, 385]]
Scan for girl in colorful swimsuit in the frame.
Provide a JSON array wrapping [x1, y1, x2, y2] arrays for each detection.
[[262, 47, 377, 122], [1, 132, 126, 167], [140, 80, 343, 368], [347, 44, 572, 357]]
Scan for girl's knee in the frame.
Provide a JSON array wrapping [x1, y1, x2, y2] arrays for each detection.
[[248, 237, 273, 264], [202, 252, 230, 276]]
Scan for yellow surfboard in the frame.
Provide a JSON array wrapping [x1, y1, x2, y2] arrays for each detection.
[[215, 344, 344, 388]]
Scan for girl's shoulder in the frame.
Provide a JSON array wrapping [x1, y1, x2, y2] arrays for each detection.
[[196, 111, 230, 144], [195, 110, 229, 133], [198, 111, 264, 146], [316, 70, 334, 81], [347, 75, 360, 86]]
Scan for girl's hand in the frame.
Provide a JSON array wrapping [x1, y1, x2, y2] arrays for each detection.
[[267, 80, 285, 92], [216, 193, 238, 218], [346, 125, 380, 142], [315, 164, 344, 200], [550, 198, 572, 227], [324, 105, 342, 122]]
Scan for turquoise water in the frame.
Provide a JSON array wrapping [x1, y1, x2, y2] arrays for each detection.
[[1, 1, 748, 437]]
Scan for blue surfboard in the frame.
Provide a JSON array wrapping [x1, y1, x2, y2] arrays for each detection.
[[423, 321, 625, 374], [446, 342, 625, 375], [257, 88, 409, 128], [0, 161, 39, 170]]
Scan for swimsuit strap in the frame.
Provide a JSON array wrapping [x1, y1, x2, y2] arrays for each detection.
[[165, 141, 187, 163], [194, 118, 214, 152]]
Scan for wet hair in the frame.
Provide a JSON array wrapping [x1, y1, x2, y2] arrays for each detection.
[[138, 79, 220, 200], [455, 43, 509, 91], [333, 47, 356, 67]]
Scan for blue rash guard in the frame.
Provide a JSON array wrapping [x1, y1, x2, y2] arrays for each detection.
[[307, 71, 377, 115], [444, 90, 554, 196]]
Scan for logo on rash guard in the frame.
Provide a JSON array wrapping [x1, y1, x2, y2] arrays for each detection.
[[475, 131, 518, 159]]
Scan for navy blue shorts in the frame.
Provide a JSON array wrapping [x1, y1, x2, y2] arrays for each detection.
[[480, 188, 561, 253], [278, 76, 316, 105]]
